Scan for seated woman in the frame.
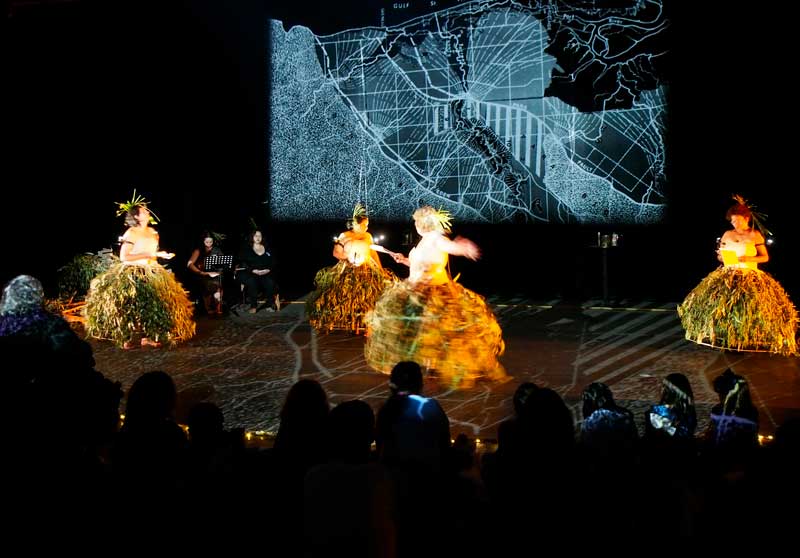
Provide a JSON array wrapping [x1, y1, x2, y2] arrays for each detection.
[[237, 229, 279, 314], [84, 192, 195, 348], [364, 206, 506, 388], [703, 369, 759, 455], [644, 373, 697, 442], [678, 194, 798, 355], [306, 203, 397, 334], [187, 231, 225, 315]]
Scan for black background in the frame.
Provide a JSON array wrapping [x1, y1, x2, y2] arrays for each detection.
[[4, 0, 798, 302]]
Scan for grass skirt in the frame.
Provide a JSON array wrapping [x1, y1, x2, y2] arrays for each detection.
[[364, 280, 506, 388], [678, 267, 798, 356], [84, 262, 196, 347], [306, 260, 396, 334]]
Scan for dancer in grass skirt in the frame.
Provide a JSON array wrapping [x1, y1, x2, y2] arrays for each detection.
[[365, 206, 507, 388], [678, 195, 797, 356], [306, 204, 398, 334], [85, 192, 195, 349]]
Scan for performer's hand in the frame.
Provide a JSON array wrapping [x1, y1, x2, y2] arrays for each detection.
[[454, 237, 480, 260], [157, 251, 175, 260]]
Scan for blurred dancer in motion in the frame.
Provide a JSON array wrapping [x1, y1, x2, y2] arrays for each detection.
[[365, 206, 506, 388]]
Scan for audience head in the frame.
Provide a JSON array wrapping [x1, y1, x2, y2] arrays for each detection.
[[713, 368, 755, 417], [389, 361, 423, 395], [1, 275, 44, 317], [124, 370, 178, 428], [581, 382, 616, 420], [187, 401, 225, 443], [660, 372, 693, 406], [512, 382, 538, 416], [327, 399, 375, 463]]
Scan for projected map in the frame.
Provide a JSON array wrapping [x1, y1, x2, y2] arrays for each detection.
[[269, 0, 669, 224]]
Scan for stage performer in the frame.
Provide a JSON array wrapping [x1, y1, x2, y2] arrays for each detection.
[[237, 228, 279, 314], [364, 206, 507, 388], [187, 231, 225, 315], [306, 203, 397, 334], [678, 194, 797, 355], [85, 191, 195, 349]]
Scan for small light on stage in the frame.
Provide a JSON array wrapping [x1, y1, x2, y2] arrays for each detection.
[[766, 235, 774, 246], [245, 432, 253, 441]]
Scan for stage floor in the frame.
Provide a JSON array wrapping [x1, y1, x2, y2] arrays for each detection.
[[88, 295, 800, 441]]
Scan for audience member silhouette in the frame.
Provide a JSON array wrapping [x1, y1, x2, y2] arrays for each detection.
[[645, 372, 697, 443], [111, 370, 188, 518], [304, 400, 396, 558], [705, 368, 759, 454], [640, 373, 700, 537], [268, 379, 331, 552], [375, 361, 450, 470], [482, 386, 577, 549], [0, 274, 95, 369], [577, 382, 641, 537], [580, 381, 638, 457]]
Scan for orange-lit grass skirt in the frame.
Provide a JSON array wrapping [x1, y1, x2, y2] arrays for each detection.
[[306, 260, 396, 334], [678, 267, 798, 356], [85, 262, 195, 348], [364, 280, 507, 388]]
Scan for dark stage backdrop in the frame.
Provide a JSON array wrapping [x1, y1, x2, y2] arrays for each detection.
[[4, 0, 798, 302]]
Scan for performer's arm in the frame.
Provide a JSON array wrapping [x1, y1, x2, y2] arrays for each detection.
[[187, 249, 209, 275], [333, 233, 348, 260], [742, 232, 769, 264], [119, 230, 140, 262], [370, 244, 399, 257], [436, 235, 480, 261], [392, 252, 410, 267]]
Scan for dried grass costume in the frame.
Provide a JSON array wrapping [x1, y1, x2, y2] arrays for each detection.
[[678, 198, 797, 356], [84, 194, 195, 347], [306, 226, 396, 334], [365, 207, 506, 388]]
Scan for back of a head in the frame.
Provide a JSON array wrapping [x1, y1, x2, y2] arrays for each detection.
[[280, 379, 329, 422], [328, 399, 375, 462], [513, 382, 538, 416], [389, 361, 423, 395], [581, 382, 615, 420], [518, 387, 576, 450], [662, 372, 693, 405], [187, 401, 225, 442], [275, 379, 329, 451], [0, 275, 44, 317], [124, 370, 177, 428]]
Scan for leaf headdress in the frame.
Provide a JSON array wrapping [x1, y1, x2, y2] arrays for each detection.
[[115, 189, 159, 224], [413, 206, 452, 233], [732, 194, 770, 236], [352, 202, 368, 221]]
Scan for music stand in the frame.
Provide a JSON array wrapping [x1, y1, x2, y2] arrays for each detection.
[[203, 254, 233, 272], [203, 255, 233, 311]]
